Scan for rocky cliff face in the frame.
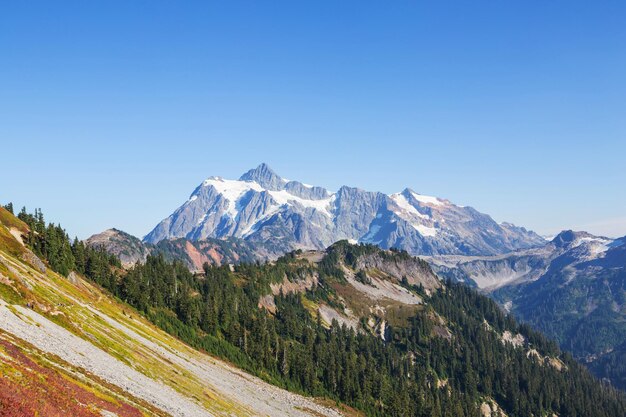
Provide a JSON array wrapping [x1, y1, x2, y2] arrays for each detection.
[[86, 229, 270, 271], [353, 250, 440, 290], [257, 241, 443, 337], [86, 228, 149, 267], [144, 163, 545, 256]]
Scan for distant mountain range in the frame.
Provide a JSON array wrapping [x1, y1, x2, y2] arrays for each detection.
[[143, 163, 545, 256], [433, 230, 626, 388]]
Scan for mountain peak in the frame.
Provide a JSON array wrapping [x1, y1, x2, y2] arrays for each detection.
[[145, 166, 545, 255], [551, 230, 579, 246], [86, 228, 148, 267], [398, 188, 445, 207], [239, 163, 286, 190], [551, 230, 606, 249]]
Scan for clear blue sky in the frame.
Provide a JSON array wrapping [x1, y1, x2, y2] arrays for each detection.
[[1, 1, 625, 239]]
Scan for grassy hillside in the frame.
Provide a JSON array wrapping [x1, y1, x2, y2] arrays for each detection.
[[0, 206, 351, 417]]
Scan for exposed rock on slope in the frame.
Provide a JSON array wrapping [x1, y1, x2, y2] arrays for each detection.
[[144, 163, 545, 256], [153, 237, 264, 271], [87, 228, 269, 271], [354, 250, 440, 291], [86, 228, 149, 267], [261, 242, 442, 335]]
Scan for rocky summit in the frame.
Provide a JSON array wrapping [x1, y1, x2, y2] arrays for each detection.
[[144, 163, 545, 256]]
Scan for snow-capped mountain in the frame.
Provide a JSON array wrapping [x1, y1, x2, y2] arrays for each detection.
[[144, 163, 545, 256]]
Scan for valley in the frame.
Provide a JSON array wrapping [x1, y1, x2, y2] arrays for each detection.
[[432, 230, 626, 389]]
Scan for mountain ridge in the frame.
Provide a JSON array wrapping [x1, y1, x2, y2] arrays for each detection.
[[86, 228, 270, 271], [144, 163, 545, 257]]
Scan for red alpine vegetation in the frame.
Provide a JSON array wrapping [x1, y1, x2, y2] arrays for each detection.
[[0, 338, 144, 417]]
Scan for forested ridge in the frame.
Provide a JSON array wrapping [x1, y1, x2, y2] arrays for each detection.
[[7, 204, 626, 417]]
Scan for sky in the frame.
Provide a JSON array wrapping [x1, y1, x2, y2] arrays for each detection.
[[1, 1, 625, 239]]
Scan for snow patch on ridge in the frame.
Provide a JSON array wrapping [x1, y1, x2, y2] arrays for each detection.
[[389, 193, 438, 237], [571, 236, 614, 257], [390, 193, 429, 219], [413, 224, 438, 237], [202, 177, 264, 217], [200, 177, 335, 219], [410, 191, 444, 206], [268, 190, 335, 217]]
